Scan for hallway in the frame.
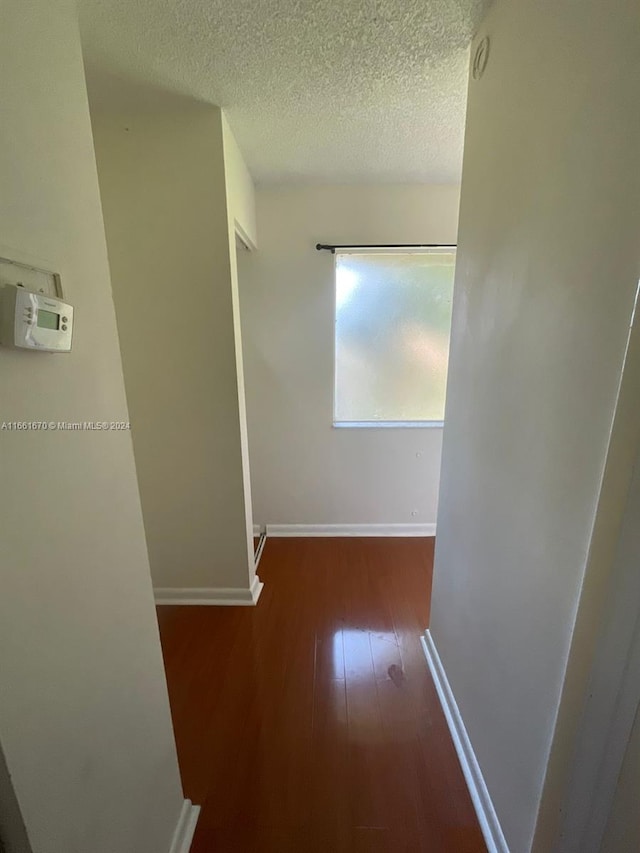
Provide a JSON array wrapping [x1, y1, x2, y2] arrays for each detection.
[[157, 538, 486, 852]]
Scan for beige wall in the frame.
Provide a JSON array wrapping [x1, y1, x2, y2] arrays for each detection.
[[238, 184, 459, 527], [0, 2, 184, 851], [430, 0, 640, 850], [92, 102, 256, 592]]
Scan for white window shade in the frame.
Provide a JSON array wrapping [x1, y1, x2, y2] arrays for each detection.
[[334, 249, 456, 425]]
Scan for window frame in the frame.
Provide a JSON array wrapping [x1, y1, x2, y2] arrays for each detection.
[[331, 245, 456, 430]]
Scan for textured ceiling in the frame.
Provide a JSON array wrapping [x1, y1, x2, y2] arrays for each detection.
[[80, 0, 489, 184]]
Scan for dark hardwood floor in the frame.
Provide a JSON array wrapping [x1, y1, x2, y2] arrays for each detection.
[[157, 537, 486, 852]]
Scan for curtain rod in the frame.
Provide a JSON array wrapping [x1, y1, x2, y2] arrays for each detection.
[[315, 243, 456, 254]]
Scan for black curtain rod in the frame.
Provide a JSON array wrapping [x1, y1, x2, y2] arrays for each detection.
[[315, 243, 455, 254]]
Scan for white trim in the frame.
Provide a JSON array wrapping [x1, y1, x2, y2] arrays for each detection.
[[155, 576, 263, 606], [421, 630, 510, 853], [334, 245, 457, 256], [249, 573, 263, 603], [234, 220, 257, 252], [266, 523, 436, 537], [168, 799, 200, 853], [253, 523, 263, 537], [333, 420, 444, 429], [254, 532, 267, 569]]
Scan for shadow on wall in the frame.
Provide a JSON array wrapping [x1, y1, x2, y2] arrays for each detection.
[[0, 742, 31, 853], [82, 60, 212, 116]]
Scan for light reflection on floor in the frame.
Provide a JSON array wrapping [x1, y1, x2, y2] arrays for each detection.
[[330, 629, 408, 744], [333, 628, 400, 680]]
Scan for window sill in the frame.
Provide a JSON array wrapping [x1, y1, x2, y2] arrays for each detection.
[[333, 420, 444, 429]]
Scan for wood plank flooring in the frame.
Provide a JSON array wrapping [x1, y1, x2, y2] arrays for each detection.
[[157, 537, 486, 852]]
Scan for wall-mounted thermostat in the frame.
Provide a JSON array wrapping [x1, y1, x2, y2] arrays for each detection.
[[0, 285, 73, 352]]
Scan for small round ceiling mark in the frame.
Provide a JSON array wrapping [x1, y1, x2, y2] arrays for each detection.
[[473, 36, 490, 80]]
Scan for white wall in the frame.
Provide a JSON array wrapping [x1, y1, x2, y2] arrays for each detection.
[[0, 2, 184, 852], [238, 184, 460, 527], [540, 363, 640, 853], [92, 101, 256, 592], [429, 0, 640, 850]]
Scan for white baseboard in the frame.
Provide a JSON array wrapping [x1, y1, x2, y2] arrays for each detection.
[[421, 630, 509, 853], [253, 523, 263, 537], [168, 799, 200, 853], [254, 532, 267, 569], [155, 574, 263, 606], [265, 523, 436, 537]]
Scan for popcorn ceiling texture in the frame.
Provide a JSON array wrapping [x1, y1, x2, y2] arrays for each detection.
[[80, 0, 490, 183]]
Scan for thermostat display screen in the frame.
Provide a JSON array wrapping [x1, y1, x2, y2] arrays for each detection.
[[37, 309, 59, 330]]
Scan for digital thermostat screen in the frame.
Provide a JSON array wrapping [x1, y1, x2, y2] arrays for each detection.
[[36, 309, 59, 330]]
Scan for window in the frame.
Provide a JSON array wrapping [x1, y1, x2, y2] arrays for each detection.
[[333, 248, 456, 427]]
